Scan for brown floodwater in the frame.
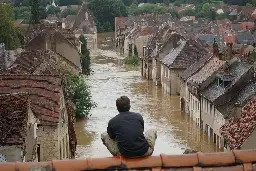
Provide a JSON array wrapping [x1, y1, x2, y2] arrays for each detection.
[[75, 32, 221, 159]]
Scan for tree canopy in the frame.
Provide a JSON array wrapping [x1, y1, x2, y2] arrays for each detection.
[[0, 4, 21, 50], [87, 0, 128, 32]]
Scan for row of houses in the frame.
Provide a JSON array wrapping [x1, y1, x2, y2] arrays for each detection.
[[115, 14, 256, 151], [0, 10, 86, 161]]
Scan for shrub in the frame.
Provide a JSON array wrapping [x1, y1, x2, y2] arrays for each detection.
[[63, 73, 96, 119], [124, 55, 140, 66]]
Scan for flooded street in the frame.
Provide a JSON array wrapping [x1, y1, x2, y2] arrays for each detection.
[[75, 33, 219, 159]]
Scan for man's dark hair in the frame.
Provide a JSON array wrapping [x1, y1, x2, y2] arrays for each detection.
[[116, 96, 130, 112]]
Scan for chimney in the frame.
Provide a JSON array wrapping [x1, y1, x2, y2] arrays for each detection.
[[226, 43, 233, 60], [213, 38, 219, 58]]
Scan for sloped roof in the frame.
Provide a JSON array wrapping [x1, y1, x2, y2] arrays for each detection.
[[0, 93, 30, 145], [201, 61, 253, 103], [161, 39, 209, 69], [0, 75, 62, 124], [220, 96, 256, 150], [1, 150, 256, 170], [180, 54, 213, 82], [4, 50, 47, 74], [63, 15, 77, 29], [188, 57, 226, 86]]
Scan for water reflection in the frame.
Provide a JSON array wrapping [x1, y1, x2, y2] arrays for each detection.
[[75, 33, 220, 159]]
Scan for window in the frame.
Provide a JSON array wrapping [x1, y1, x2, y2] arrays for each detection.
[[66, 134, 69, 159], [37, 144, 40, 162], [59, 141, 62, 159], [62, 138, 65, 159]]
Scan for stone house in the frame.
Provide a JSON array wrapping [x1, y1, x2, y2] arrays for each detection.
[[2, 50, 78, 158], [142, 24, 172, 80], [200, 59, 254, 149], [3, 49, 80, 75], [186, 54, 227, 129], [160, 37, 209, 95], [123, 26, 141, 57], [179, 53, 212, 114], [0, 75, 70, 161], [0, 93, 39, 162], [62, 3, 97, 52], [25, 25, 82, 72]]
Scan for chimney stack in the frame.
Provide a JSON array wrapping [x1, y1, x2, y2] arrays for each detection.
[[213, 38, 219, 58], [226, 43, 233, 60]]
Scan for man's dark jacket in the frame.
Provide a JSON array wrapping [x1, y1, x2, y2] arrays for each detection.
[[107, 111, 149, 158]]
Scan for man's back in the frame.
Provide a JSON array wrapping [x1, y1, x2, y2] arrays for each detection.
[[107, 112, 149, 158]]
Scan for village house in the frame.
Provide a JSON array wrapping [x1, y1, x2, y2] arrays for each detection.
[[186, 41, 227, 127], [179, 51, 212, 114], [0, 75, 70, 161], [1, 49, 78, 158], [160, 36, 209, 96], [0, 93, 39, 162], [200, 57, 254, 149], [24, 24, 82, 73], [151, 25, 173, 85], [62, 3, 97, 52]]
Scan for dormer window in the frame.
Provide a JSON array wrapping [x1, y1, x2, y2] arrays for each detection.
[[217, 74, 233, 88]]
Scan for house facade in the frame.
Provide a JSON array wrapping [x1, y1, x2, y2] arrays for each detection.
[[0, 93, 39, 162], [62, 3, 97, 53], [25, 27, 82, 72], [161, 37, 209, 96], [200, 58, 254, 149], [0, 75, 70, 161]]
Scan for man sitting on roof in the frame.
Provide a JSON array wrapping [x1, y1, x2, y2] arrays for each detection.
[[101, 96, 157, 158]]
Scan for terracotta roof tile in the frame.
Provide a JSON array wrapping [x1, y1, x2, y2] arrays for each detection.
[[0, 93, 29, 145], [220, 97, 256, 150], [1, 150, 256, 170], [0, 75, 62, 124]]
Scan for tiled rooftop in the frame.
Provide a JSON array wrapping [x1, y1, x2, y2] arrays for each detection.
[[201, 60, 253, 103], [0, 93, 29, 145], [0, 75, 62, 124], [188, 57, 226, 86], [161, 39, 209, 69], [180, 54, 213, 82], [220, 97, 256, 150], [1, 150, 256, 170]]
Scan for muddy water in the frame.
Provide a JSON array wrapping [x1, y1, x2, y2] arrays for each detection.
[[75, 32, 220, 159]]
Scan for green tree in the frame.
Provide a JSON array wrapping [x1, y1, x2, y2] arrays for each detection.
[[63, 73, 96, 119], [88, 0, 128, 32], [80, 35, 91, 75], [47, 6, 61, 15], [30, 0, 40, 24], [61, 8, 77, 18], [0, 4, 21, 50]]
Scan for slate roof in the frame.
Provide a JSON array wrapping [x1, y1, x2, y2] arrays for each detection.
[[4, 50, 47, 74], [220, 96, 256, 150], [161, 39, 209, 69], [0, 75, 62, 124], [201, 60, 253, 103], [1, 150, 256, 171], [188, 57, 226, 86], [0, 93, 30, 145], [236, 31, 256, 45], [180, 54, 213, 82]]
